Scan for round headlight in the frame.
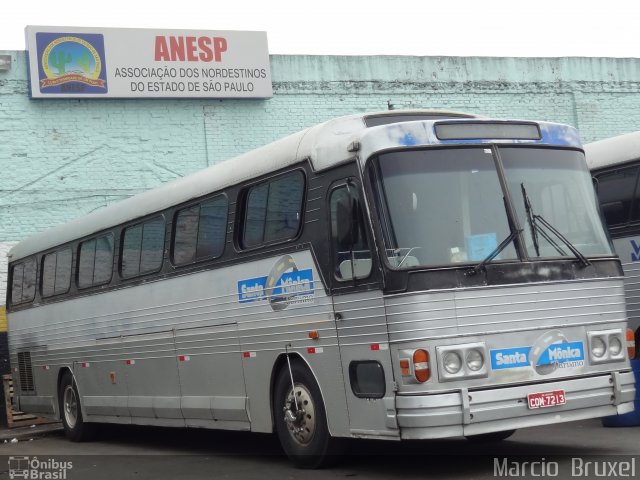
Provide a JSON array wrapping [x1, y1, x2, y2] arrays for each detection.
[[443, 352, 462, 374], [609, 336, 622, 356], [466, 349, 484, 371], [592, 336, 606, 358]]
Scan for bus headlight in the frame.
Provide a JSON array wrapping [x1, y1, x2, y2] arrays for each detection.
[[588, 329, 626, 364], [443, 352, 462, 374], [436, 342, 488, 382], [591, 336, 606, 358], [609, 336, 622, 357], [466, 349, 484, 371]]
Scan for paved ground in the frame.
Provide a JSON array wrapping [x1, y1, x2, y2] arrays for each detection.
[[0, 419, 638, 479]]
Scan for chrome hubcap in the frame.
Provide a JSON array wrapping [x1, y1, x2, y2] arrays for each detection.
[[283, 384, 316, 445], [63, 385, 78, 429]]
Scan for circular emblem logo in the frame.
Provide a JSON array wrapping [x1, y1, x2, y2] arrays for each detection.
[[40, 36, 105, 88]]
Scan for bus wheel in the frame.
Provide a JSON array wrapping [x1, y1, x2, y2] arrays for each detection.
[[274, 361, 337, 468], [59, 371, 95, 442], [465, 429, 516, 442]]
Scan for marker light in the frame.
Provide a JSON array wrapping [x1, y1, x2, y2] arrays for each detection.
[[591, 336, 606, 358], [400, 358, 410, 376], [627, 328, 636, 360], [466, 349, 484, 371], [413, 349, 430, 383], [443, 352, 462, 374]]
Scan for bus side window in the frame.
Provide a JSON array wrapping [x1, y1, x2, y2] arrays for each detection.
[[596, 166, 639, 227], [241, 171, 305, 249], [41, 249, 72, 298], [10, 258, 37, 305], [330, 185, 371, 281], [173, 195, 228, 265], [78, 233, 114, 288], [121, 216, 165, 278]]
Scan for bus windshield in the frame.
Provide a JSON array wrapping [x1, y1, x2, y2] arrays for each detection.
[[373, 146, 612, 268], [501, 148, 613, 259]]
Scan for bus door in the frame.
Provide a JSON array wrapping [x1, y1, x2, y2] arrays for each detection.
[[329, 180, 399, 438]]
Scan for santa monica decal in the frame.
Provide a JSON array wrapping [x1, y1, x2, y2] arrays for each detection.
[[237, 255, 315, 311], [490, 330, 585, 375]]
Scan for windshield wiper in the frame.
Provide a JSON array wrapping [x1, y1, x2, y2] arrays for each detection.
[[468, 228, 523, 275], [521, 183, 541, 257], [520, 183, 591, 267]]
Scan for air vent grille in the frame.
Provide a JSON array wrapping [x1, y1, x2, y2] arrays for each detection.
[[17, 351, 34, 392]]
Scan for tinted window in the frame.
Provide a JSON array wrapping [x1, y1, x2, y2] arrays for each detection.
[[94, 235, 114, 284], [197, 197, 227, 258], [242, 172, 304, 248], [173, 196, 228, 265], [41, 249, 72, 298], [55, 249, 72, 294], [121, 224, 142, 277], [121, 217, 165, 278], [330, 185, 371, 280], [265, 174, 304, 242], [11, 261, 36, 305], [42, 253, 56, 297], [244, 183, 269, 248], [173, 205, 199, 264], [11, 263, 24, 305], [22, 259, 37, 302], [140, 218, 165, 273], [78, 239, 96, 288], [596, 167, 638, 226], [78, 233, 114, 288]]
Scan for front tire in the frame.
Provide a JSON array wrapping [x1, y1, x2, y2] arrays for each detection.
[[274, 361, 339, 468], [59, 371, 95, 442]]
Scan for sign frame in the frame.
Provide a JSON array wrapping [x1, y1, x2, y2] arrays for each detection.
[[25, 26, 272, 99]]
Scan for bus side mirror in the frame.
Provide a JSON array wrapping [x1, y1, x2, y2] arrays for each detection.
[[336, 197, 359, 249]]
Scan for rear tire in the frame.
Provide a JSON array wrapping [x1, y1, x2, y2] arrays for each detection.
[[274, 361, 341, 468], [59, 371, 95, 442], [465, 429, 516, 442]]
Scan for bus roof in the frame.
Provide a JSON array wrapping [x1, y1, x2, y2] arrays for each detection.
[[585, 131, 640, 171], [8, 110, 578, 262]]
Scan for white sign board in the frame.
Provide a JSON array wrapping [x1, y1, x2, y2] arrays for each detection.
[[25, 26, 272, 98]]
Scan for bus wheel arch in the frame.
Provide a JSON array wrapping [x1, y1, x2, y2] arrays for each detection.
[[271, 355, 340, 468], [57, 369, 95, 442]]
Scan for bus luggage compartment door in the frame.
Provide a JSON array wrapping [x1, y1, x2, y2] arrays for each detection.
[[334, 290, 399, 438]]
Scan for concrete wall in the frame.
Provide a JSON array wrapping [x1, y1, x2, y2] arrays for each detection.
[[3, 50, 640, 302]]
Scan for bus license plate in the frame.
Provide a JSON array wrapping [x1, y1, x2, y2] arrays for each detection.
[[527, 390, 566, 409]]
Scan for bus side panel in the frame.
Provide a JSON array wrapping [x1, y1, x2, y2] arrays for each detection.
[[234, 250, 351, 437], [613, 237, 640, 333]]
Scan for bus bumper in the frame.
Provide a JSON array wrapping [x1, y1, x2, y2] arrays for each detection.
[[396, 372, 636, 439]]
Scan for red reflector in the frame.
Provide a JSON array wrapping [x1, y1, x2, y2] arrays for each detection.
[[370, 344, 380, 351]]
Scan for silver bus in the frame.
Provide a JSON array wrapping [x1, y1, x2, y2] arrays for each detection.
[[586, 132, 640, 346], [7, 111, 636, 468]]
